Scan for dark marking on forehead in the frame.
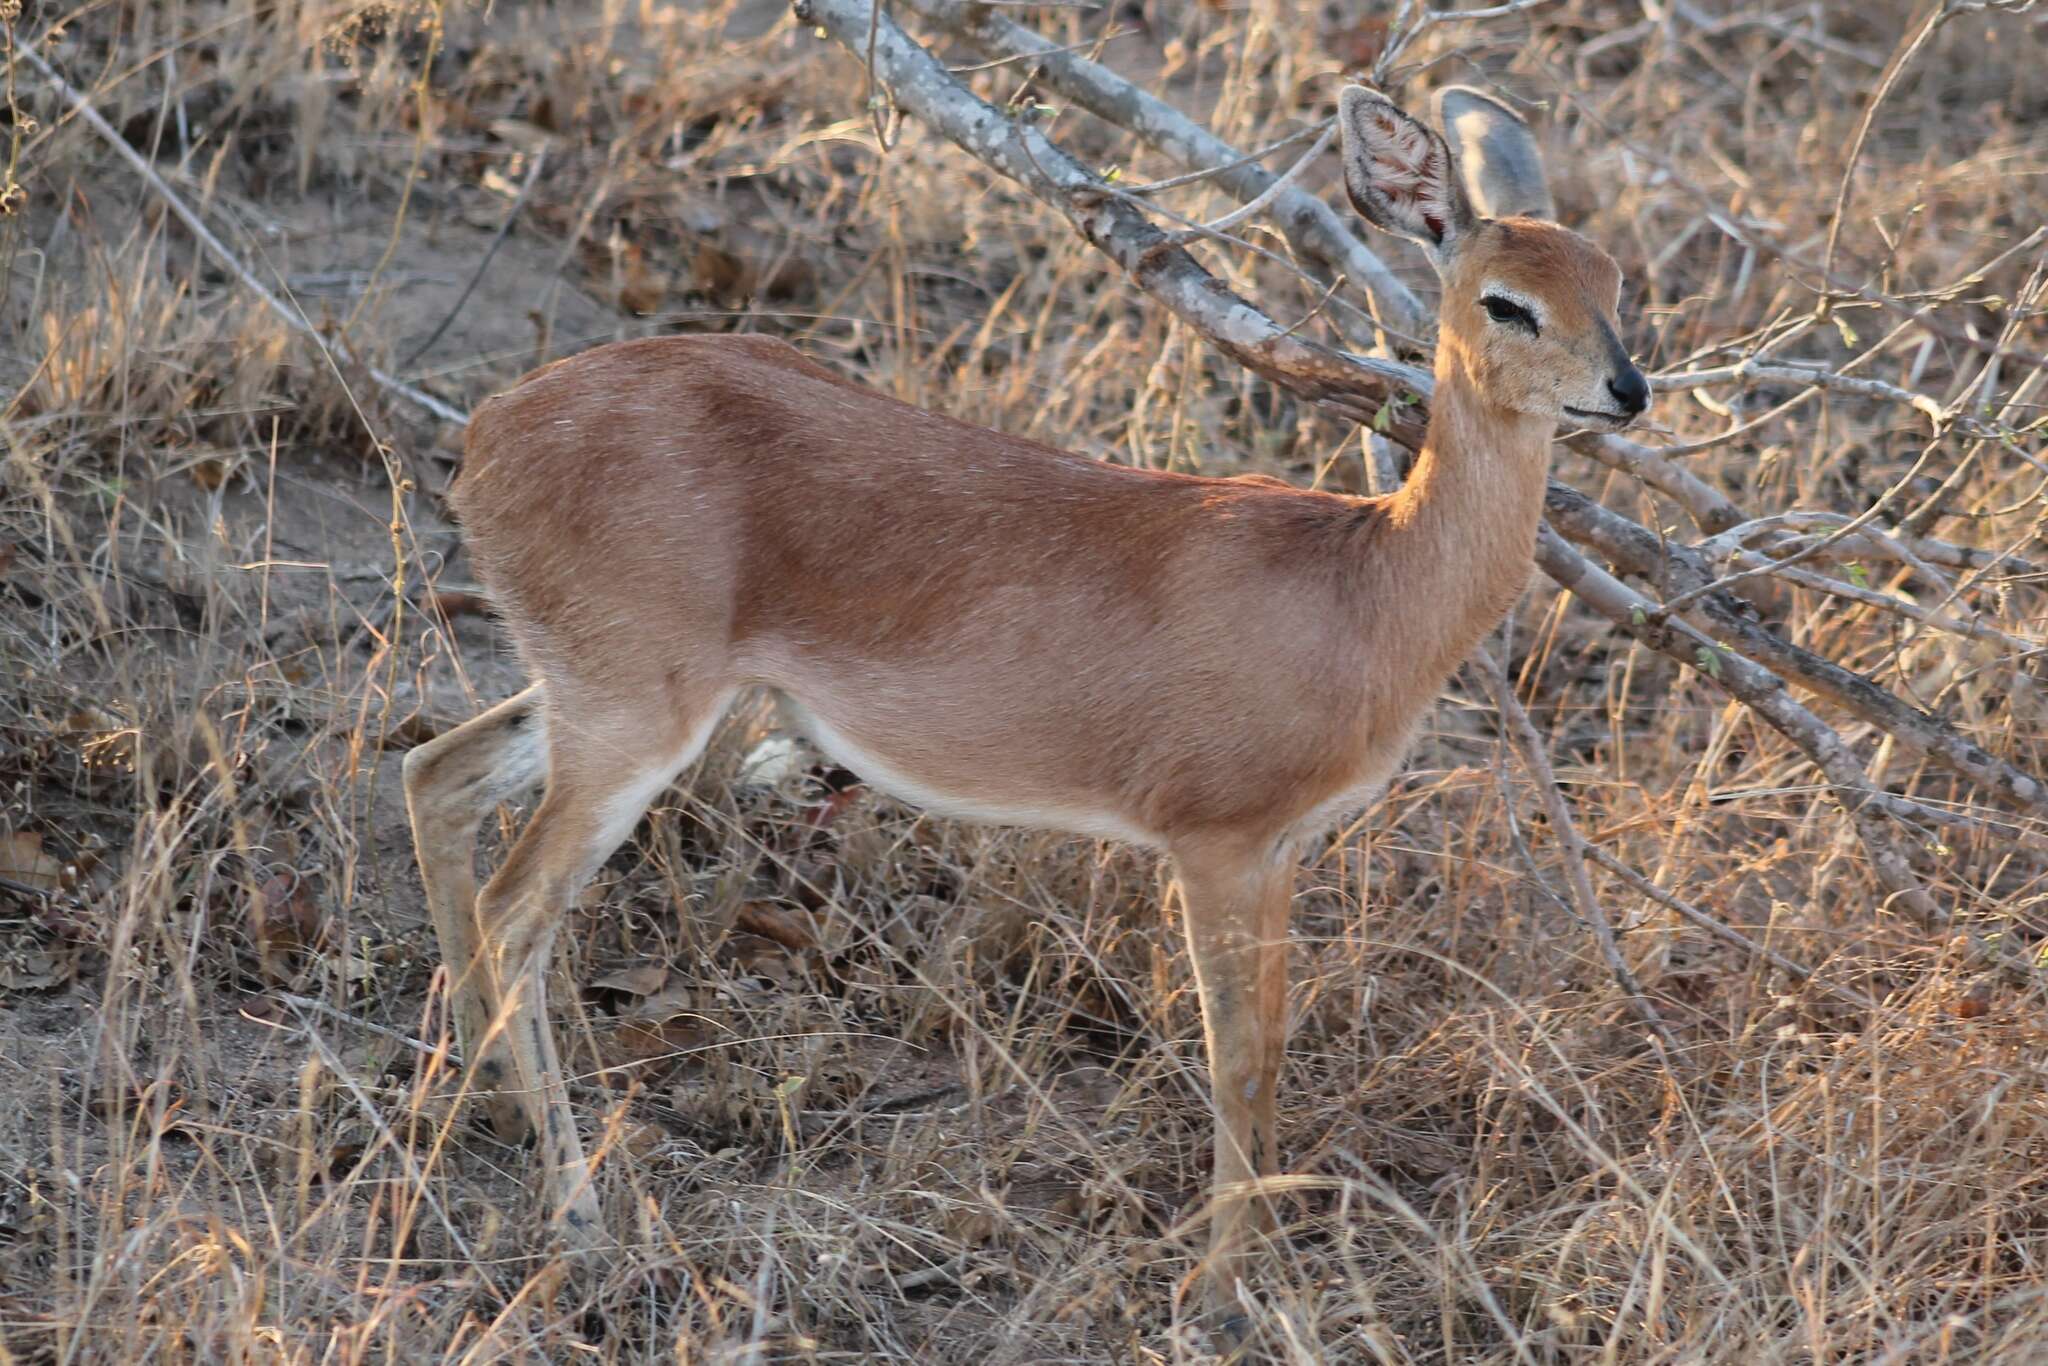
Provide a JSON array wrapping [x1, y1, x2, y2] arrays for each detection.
[[1481, 217, 1623, 303]]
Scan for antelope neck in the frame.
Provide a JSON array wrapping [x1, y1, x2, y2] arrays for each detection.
[[1374, 343, 1555, 665]]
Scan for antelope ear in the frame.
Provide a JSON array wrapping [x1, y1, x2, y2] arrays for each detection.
[[1337, 85, 1475, 263], [1433, 86, 1554, 221]]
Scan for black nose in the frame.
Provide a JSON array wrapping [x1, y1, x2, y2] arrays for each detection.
[[1608, 367, 1649, 417]]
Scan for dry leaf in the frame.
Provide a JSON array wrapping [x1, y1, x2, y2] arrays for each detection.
[[249, 871, 323, 982], [487, 117, 563, 153], [689, 239, 812, 305], [603, 1014, 713, 1065], [597, 979, 714, 1068], [56, 706, 120, 737], [621, 1121, 669, 1160], [0, 947, 72, 992], [719, 931, 796, 985], [691, 242, 747, 300], [327, 948, 379, 985], [0, 832, 67, 893], [616, 240, 668, 315], [942, 1205, 999, 1247], [591, 962, 669, 996], [320, 1140, 367, 1182], [269, 872, 323, 940], [734, 902, 818, 954], [188, 454, 229, 491]]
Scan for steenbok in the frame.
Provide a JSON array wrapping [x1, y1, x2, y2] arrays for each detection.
[[405, 83, 1645, 1319]]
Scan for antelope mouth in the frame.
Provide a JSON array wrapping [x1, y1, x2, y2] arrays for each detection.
[[1561, 404, 1633, 430]]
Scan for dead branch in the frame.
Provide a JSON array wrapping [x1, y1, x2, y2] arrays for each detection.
[[1531, 527, 1941, 923], [793, 0, 1430, 445], [1543, 486, 2048, 824], [1696, 512, 2039, 583], [896, 0, 1429, 342]]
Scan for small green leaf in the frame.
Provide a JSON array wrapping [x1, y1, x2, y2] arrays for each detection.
[[1372, 401, 1393, 432], [1629, 605, 1647, 628], [774, 1074, 807, 1100], [1847, 562, 1869, 588], [1832, 314, 1860, 348], [1100, 164, 1122, 183], [1694, 645, 1723, 679]]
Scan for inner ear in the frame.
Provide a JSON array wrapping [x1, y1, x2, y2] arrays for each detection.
[[1337, 86, 1476, 259]]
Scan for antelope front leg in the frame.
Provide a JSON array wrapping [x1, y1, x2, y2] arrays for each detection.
[[1173, 834, 1295, 1324]]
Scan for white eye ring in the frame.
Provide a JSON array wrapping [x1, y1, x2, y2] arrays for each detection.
[[1478, 283, 1546, 333]]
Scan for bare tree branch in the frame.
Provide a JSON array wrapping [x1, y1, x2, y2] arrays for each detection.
[[794, 0, 1428, 442], [1542, 486, 2048, 824], [896, 0, 1430, 342], [1531, 527, 1942, 923]]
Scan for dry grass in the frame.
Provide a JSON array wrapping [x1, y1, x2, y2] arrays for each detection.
[[3, 0, 2047, 1360]]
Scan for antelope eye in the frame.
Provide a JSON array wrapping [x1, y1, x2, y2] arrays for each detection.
[[1480, 295, 1538, 333]]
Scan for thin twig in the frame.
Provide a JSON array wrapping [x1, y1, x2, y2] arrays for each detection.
[[1113, 122, 1327, 196], [1471, 646, 1678, 1048], [399, 146, 547, 371], [1376, 0, 1562, 84], [20, 42, 469, 426], [1579, 845, 1881, 1012], [272, 990, 463, 1066], [1173, 122, 1334, 242], [895, 0, 1428, 340], [1818, 1, 1950, 310]]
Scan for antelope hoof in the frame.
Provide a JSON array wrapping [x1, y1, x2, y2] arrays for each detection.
[[465, 1056, 535, 1145]]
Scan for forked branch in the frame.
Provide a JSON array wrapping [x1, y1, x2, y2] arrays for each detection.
[[793, 0, 1428, 448], [897, 0, 1430, 341]]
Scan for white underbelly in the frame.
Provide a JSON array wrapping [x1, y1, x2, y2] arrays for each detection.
[[779, 697, 1160, 848]]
